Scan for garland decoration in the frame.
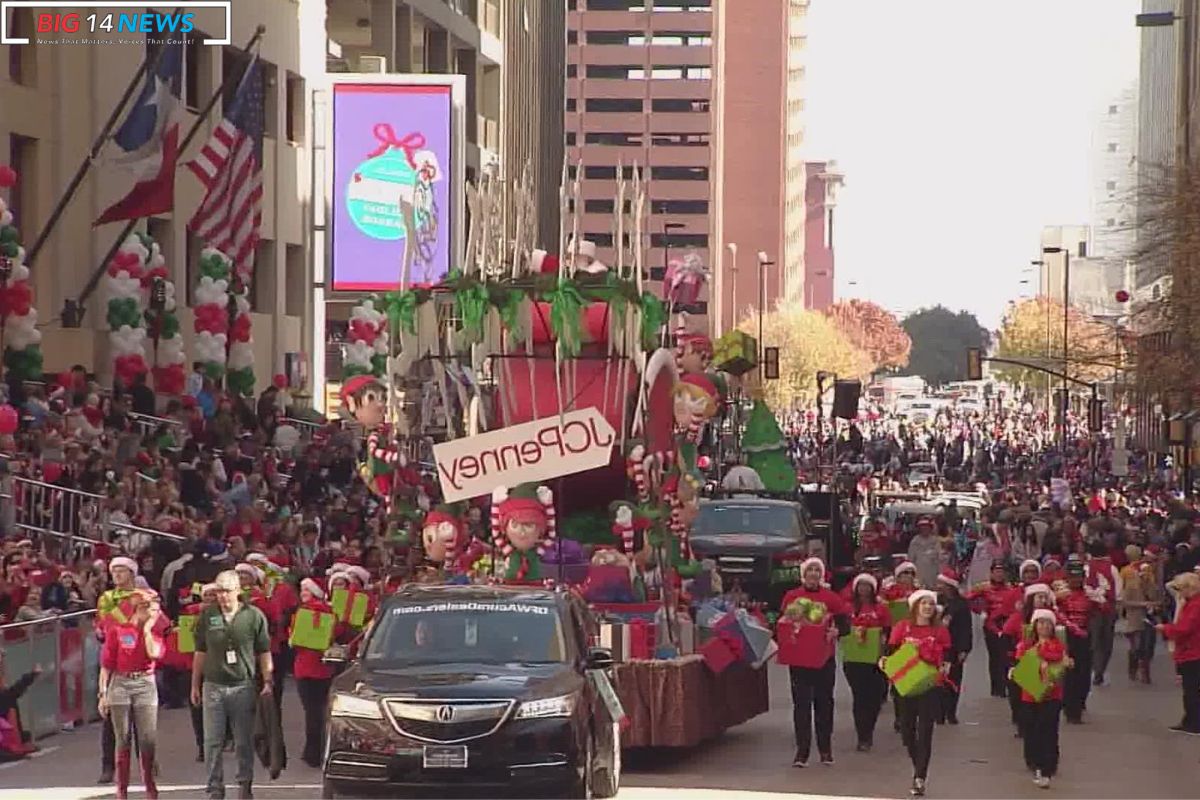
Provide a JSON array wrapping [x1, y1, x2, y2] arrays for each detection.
[[346, 296, 388, 378], [105, 234, 149, 387], [0, 166, 42, 381], [193, 248, 231, 380]]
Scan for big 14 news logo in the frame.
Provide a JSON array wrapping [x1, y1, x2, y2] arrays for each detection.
[[36, 10, 195, 35]]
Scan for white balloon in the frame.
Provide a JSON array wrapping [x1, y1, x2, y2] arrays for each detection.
[[228, 342, 255, 370], [234, 295, 250, 316], [10, 263, 28, 282], [0, 210, 11, 227]]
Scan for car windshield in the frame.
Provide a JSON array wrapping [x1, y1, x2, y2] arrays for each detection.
[[364, 600, 569, 667], [693, 504, 800, 537]]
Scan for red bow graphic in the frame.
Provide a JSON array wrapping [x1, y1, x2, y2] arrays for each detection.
[[367, 123, 426, 168]]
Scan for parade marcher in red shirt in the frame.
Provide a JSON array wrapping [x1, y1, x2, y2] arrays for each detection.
[[1157, 572, 1200, 734], [1014, 609, 1072, 789], [289, 578, 336, 768], [1085, 541, 1121, 687], [842, 572, 892, 751], [966, 560, 1014, 698], [777, 558, 850, 767], [1057, 560, 1099, 724], [1002, 582, 1056, 738], [98, 590, 164, 800], [885, 589, 951, 798]]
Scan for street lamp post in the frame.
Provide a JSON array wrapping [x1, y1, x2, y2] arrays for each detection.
[[1043, 246, 1071, 454], [757, 251, 774, 376], [726, 242, 738, 333], [662, 221, 685, 281]]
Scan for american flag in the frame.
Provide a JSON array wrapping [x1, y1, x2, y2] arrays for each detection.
[[186, 57, 264, 276]]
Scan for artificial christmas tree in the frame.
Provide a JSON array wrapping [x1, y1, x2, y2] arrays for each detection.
[[742, 397, 796, 493]]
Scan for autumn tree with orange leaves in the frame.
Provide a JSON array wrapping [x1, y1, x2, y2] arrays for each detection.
[[824, 299, 912, 372]]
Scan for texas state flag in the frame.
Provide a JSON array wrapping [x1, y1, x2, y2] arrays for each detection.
[[94, 42, 183, 225]]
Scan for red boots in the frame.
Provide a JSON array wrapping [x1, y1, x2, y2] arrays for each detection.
[[115, 749, 131, 800], [115, 748, 158, 800], [141, 749, 158, 800]]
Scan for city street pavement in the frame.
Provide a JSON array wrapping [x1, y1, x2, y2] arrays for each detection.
[[0, 631, 1194, 799]]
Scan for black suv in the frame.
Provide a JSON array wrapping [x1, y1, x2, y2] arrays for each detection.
[[321, 584, 621, 799]]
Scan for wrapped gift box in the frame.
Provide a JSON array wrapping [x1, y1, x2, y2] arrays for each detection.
[[1012, 648, 1067, 701], [713, 330, 758, 376], [775, 620, 830, 668], [840, 627, 883, 664], [883, 642, 939, 697], [699, 633, 741, 674]]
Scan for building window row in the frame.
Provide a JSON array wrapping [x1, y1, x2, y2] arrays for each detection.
[[585, 65, 710, 80], [572, 0, 712, 9], [565, 98, 710, 114], [570, 165, 708, 181], [578, 30, 711, 46], [651, 133, 709, 146]]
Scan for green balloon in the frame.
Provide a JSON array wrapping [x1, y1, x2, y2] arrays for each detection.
[[0, 226, 17, 244], [0, 242, 16, 258], [160, 313, 180, 339]]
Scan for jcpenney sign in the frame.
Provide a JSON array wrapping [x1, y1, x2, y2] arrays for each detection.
[[433, 408, 616, 502]]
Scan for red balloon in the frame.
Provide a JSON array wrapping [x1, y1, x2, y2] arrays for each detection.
[[1115, 289, 1130, 303], [273, 373, 288, 389], [0, 404, 17, 435], [0, 165, 15, 189]]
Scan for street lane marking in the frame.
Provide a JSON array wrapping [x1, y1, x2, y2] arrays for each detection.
[[0, 745, 59, 770]]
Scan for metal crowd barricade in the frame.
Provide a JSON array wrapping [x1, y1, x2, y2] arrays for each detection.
[[0, 610, 101, 739], [7, 476, 104, 545], [128, 411, 183, 439]]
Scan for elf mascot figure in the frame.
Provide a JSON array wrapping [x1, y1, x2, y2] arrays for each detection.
[[490, 484, 558, 582], [421, 505, 466, 576], [340, 374, 410, 508]]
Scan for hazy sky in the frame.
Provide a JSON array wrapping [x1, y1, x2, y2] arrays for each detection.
[[804, 0, 1142, 328]]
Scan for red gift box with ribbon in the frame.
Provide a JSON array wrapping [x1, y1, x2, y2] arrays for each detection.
[[776, 619, 834, 669], [699, 629, 744, 674]]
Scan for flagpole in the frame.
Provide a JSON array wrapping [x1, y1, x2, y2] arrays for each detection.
[[24, 10, 183, 270], [72, 24, 267, 322]]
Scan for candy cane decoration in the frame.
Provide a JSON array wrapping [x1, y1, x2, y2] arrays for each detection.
[[536, 485, 557, 558], [612, 504, 635, 555], [627, 445, 649, 503], [491, 486, 511, 559]]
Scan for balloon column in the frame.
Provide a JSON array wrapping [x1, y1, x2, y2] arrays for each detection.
[[226, 263, 255, 396], [345, 296, 388, 378], [0, 166, 42, 381], [140, 235, 184, 394], [105, 234, 150, 387], [193, 248, 231, 380]]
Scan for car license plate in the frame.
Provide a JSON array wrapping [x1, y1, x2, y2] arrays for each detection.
[[423, 745, 468, 769]]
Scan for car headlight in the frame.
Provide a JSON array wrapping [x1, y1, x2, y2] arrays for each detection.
[[329, 693, 383, 720], [515, 694, 577, 720]]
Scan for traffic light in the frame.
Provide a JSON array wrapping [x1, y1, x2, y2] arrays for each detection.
[[1088, 397, 1104, 432], [763, 347, 780, 380], [966, 347, 982, 381]]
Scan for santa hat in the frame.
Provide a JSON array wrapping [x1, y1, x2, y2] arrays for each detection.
[[1030, 608, 1057, 626], [344, 565, 370, 586], [532, 249, 561, 275], [1019, 559, 1042, 577], [300, 578, 325, 600], [201, 583, 218, 596], [799, 557, 826, 579], [109, 556, 138, 575], [907, 589, 938, 609], [235, 563, 264, 584], [851, 573, 878, 591], [936, 568, 960, 590], [894, 561, 917, 578], [1024, 582, 1053, 599], [611, 504, 636, 555], [491, 484, 556, 559]]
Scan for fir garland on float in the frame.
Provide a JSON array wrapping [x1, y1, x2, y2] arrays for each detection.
[[0, 166, 42, 381], [192, 248, 231, 380], [105, 234, 150, 388]]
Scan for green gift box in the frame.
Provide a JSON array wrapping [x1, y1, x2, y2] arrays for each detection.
[[883, 642, 939, 697], [1012, 648, 1067, 701], [288, 607, 336, 651], [713, 330, 758, 376], [840, 627, 882, 664], [177, 613, 198, 654], [332, 587, 370, 627], [887, 600, 910, 626]]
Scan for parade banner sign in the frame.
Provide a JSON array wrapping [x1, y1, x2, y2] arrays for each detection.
[[433, 408, 617, 502], [329, 76, 463, 292]]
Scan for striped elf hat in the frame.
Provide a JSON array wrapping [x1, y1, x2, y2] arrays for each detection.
[[491, 483, 556, 559]]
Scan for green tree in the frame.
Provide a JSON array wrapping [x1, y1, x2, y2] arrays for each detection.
[[742, 398, 796, 493], [900, 306, 989, 386]]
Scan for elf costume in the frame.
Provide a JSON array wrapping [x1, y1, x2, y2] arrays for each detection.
[[491, 484, 557, 582], [421, 505, 466, 574]]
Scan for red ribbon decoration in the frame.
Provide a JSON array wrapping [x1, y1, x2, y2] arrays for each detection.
[[366, 124, 427, 168]]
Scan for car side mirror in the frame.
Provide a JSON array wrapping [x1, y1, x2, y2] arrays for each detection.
[[586, 647, 614, 672], [322, 644, 349, 665]]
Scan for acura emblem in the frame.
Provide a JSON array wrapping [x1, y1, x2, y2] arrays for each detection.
[[435, 705, 455, 722]]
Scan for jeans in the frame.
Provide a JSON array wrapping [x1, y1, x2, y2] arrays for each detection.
[[1090, 612, 1116, 681], [1022, 700, 1061, 776], [1177, 659, 1200, 731], [108, 674, 158, 753], [842, 663, 887, 745], [296, 678, 332, 765], [202, 682, 257, 796], [1063, 632, 1092, 721], [898, 690, 938, 780], [788, 659, 836, 759]]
